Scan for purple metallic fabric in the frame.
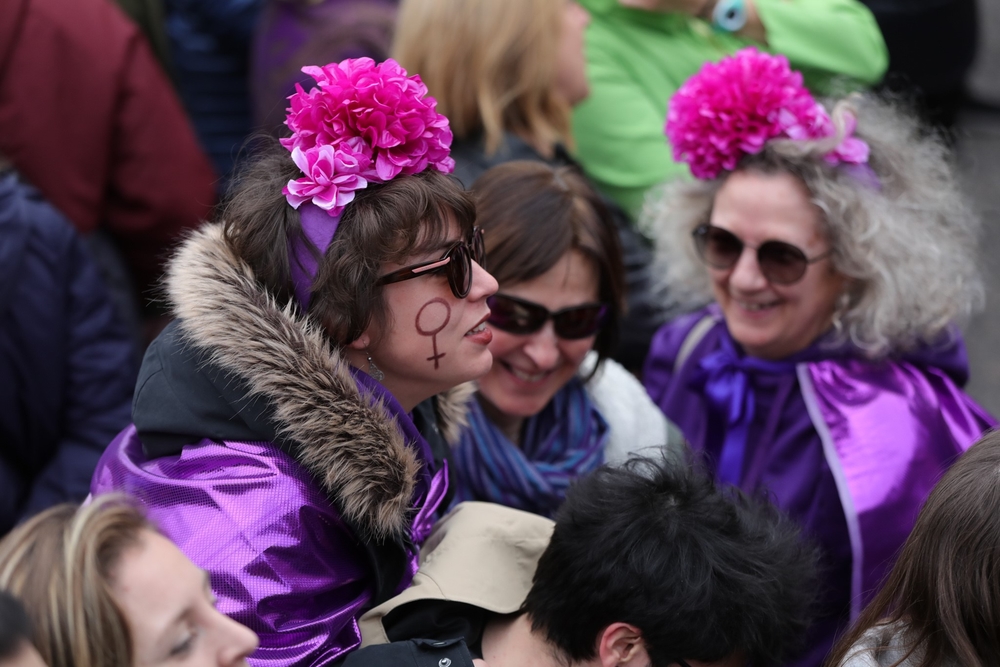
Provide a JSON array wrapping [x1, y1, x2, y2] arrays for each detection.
[[91, 373, 448, 667], [644, 306, 996, 667], [800, 357, 995, 616]]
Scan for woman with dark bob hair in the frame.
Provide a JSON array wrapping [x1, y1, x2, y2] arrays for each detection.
[[89, 58, 497, 666], [642, 48, 995, 666], [450, 161, 684, 517], [826, 427, 1000, 667]]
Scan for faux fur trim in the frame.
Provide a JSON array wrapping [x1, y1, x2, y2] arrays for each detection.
[[436, 382, 475, 446], [166, 223, 462, 542]]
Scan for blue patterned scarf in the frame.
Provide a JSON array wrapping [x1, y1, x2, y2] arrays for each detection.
[[451, 378, 609, 518]]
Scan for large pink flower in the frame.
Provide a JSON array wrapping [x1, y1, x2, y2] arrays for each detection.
[[665, 48, 869, 180], [282, 58, 454, 212]]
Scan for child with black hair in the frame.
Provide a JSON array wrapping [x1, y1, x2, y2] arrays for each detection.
[[0, 590, 44, 667], [346, 456, 819, 667]]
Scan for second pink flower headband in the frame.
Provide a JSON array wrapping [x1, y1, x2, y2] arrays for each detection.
[[665, 48, 877, 188]]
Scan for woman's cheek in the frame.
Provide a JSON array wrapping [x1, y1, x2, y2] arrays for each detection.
[[486, 328, 522, 360], [565, 336, 598, 368], [413, 297, 452, 370]]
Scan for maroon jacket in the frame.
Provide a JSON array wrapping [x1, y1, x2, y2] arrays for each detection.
[[0, 0, 217, 294]]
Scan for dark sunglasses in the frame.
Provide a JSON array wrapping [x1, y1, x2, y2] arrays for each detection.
[[376, 227, 486, 298], [692, 224, 832, 286], [487, 293, 608, 340]]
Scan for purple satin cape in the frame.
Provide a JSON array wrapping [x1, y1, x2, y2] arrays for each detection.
[[644, 306, 995, 667], [91, 370, 448, 667]]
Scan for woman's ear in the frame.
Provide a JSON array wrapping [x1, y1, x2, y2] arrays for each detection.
[[346, 333, 371, 352], [596, 622, 650, 667]]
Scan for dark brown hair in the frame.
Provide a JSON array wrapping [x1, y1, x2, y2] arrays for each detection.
[[470, 161, 625, 364], [825, 428, 1000, 667], [222, 138, 476, 345]]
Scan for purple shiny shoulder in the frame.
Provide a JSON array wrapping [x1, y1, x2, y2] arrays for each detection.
[[91, 427, 378, 667]]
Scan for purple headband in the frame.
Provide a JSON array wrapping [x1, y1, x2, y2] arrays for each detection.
[[666, 47, 879, 189], [289, 203, 341, 309], [280, 57, 455, 308]]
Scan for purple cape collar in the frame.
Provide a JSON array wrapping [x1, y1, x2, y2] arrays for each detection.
[[686, 310, 993, 618]]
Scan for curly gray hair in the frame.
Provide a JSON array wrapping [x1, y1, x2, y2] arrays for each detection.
[[645, 95, 984, 358]]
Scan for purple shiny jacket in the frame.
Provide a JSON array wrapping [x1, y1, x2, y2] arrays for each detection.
[[644, 306, 995, 667], [90, 224, 456, 666]]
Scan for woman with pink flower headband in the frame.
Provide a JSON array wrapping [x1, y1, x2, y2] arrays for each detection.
[[88, 58, 498, 667], [642, 48, 995, 667]]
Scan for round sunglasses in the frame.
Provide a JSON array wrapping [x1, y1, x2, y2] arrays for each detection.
[[376, 227, 486, 298], [692, 224, 832, 285], [487, 293, 608, 340]]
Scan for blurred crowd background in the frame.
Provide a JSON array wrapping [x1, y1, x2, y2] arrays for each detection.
[[956, 0, 1000, 415]]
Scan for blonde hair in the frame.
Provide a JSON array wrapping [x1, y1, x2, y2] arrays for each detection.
[[647, 95, 984, 357], [393, 0, 571, 157], [0, 495, 151, 667]]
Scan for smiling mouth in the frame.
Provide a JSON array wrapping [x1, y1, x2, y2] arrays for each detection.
[[735, 298, 780, 312], [465, 321, 487, 336], [502, 360, 549, 383]]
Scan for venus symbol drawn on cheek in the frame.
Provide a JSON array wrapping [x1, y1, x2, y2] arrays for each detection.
[[415, 298, 452, 369]]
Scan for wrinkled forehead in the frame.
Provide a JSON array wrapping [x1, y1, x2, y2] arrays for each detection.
[[711, 170, 827, 249]]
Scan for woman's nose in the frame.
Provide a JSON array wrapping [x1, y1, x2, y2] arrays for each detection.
[[727, 246, 769, 292], [469, 261, 498, 301], [522, 322, 561, 370], [217, 613, 259, 666]]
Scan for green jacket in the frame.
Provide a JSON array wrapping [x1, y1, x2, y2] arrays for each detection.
[[572, 0, 888, 220]]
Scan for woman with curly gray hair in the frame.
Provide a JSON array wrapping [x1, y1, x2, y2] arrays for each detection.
[[642, 48, 996, 667]]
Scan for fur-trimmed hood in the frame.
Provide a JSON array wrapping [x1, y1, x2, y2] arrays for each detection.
[[138, 223, 471, 541]]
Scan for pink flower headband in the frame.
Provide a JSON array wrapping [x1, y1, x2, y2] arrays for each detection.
[[281, 57, 455, 307], [665, 48, 873, 183]]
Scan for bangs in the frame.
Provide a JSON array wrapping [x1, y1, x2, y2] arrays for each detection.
[[404, 190, 477, 260], [359, 171, 476, 264]]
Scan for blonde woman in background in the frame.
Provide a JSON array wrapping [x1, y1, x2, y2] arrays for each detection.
[[394, 0, 585, 186], [0, 495, 258, 667], [393, 0, 668, 371]]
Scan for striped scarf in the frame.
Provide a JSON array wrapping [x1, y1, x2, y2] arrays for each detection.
[[451, 378, 609, 518]]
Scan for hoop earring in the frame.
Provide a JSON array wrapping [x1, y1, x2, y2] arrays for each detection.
[[366, 350, 384, 382]]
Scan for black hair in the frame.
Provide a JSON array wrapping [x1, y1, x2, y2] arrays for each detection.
[[0, 589, 33, 660], [522, 456, 818, 666]]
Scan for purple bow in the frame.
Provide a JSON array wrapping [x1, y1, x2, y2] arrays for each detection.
[[689, 336, 795, 486]]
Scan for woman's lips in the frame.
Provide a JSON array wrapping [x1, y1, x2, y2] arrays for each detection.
[[464, 318, 493, 345], [731, 296, 782, 318], [501, 360, 549, 384]]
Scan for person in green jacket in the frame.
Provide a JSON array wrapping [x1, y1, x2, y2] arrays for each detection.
[[572, 0, 888, 221]]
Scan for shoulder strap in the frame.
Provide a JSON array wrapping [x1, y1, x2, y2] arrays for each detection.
[[673, 315, 717, 375]]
